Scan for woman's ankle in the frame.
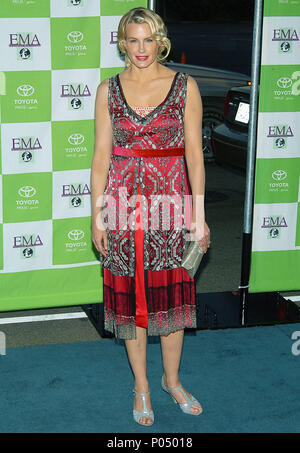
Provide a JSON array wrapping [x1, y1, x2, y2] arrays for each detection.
[[134, 378, 149, 392], [163, 372, 180, 388]]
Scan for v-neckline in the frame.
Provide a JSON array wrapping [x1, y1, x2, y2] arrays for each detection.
[[117, 71, 179, 121]]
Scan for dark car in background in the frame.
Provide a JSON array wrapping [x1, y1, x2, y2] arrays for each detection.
[[211, 85, 250, 169], [165, 62, 250, 159]]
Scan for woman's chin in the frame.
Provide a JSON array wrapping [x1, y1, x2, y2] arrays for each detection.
[[132, 58, 156, 69]]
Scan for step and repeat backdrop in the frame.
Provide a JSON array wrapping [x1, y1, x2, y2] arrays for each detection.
[[0, 0, 147, 311], [249, 0, 300, 292]]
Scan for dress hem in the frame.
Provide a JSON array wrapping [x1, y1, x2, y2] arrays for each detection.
[[104, 304, 197, 340]]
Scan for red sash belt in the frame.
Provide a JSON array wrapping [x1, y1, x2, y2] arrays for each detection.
[[112, 146, 185, 158]]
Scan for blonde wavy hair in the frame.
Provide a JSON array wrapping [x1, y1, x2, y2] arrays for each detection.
[[117, 7, 171, 67]]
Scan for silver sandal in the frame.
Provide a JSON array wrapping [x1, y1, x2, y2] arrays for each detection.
[[161, 375, 203, 415], [132, 388, 154, 426]]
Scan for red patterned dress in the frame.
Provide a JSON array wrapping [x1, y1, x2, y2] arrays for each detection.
[[100, 71, 196, 339]]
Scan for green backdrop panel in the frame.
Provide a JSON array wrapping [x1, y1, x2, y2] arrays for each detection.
[[51, 120, 94, 171], [1, 0, 50, 18], [0, 0, 148, 312], [259, 65, 300, 113], [2, 172, 52, 223], [249, 250, 300, 292], [264, 0, 300, 17], [0, 265, 102, 311], [50, 17, 100, 70], [1, 71, 51, 123], [254, 158, 300, 204], [249, 3, 300, 293]]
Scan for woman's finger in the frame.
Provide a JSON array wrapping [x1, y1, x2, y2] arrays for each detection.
[[93, 234, 108, 256], [103, 234, 108, 252], [99, 243, 107, 257], [100, 235, 109, 256], [92, 237, 100, 252]]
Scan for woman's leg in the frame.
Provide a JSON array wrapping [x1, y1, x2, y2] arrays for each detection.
[[125, 325, 153, 425], [160, 329, 202, 414]]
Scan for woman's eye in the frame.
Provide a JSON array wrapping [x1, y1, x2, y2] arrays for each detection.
[[146, 39, 153, 42]]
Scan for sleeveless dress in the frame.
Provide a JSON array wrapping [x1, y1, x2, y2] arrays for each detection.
[[100, 71, 197, 340]]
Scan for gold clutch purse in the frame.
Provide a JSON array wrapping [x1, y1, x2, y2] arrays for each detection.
[[182, 240, 204, 278]]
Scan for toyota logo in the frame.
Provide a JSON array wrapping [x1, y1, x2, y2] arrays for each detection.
[[67, 31, 84, 43], [272, 170, 287, 181], [17, 84, 34, 97], [68, 230, 85, 241], [277, 77, 292, 88], [18, 186, 36, 197], [68, 133, 85, 145]]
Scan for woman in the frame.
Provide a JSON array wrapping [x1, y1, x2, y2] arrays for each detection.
[[91, 7, 210, 426]]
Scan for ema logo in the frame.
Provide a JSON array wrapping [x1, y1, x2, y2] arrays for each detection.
[[9, 33, 41, 61], [13, 234, 43, 259], [11, 136, 42, 163], [272, 28, 299, 53], [267, 124, 294, 150], [61, 182, 91, 208], [261, 215, 288, 239], [60, 83, 91, 110], [110, 31, 118, 45], [66, 229, 87, 249]]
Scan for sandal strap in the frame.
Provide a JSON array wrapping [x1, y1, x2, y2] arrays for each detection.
[[132, 389, 150, 396], [165, 383, 191, 404], [133, 389, 151, 414]]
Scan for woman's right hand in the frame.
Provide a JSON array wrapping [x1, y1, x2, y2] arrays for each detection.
[[92, 220, 109, 258]]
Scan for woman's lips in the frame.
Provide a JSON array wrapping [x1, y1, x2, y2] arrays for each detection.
[[136, 56, 149, 61]]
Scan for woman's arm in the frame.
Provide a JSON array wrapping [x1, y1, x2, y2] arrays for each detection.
[[184, 75, 210, 251], [91, 79, 113, 254]]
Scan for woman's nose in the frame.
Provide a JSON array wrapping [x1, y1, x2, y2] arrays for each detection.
[[138, 42, 145, 53]]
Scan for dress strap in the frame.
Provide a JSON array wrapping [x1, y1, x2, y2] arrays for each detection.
[[107, 76, 113, 117], [176, 72, 189, 111]]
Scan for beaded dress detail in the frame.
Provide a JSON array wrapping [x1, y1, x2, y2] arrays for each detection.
[[101, 71, 196, 339]]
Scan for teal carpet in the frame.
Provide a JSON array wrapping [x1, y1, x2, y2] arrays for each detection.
[[1, 323, 300, 433]]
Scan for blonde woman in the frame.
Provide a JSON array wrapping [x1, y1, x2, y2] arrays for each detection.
[[91, 7, 210, 426]]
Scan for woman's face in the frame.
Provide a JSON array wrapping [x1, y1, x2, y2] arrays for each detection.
[[124, 22, 159, 69]]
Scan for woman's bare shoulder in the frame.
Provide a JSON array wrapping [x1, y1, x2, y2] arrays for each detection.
[[186, 74, 201, 96], [95, 77, 110, 102], [97, 77, 109, 91]]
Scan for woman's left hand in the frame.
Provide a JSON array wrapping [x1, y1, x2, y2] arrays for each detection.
[[199, 222, 211, 253], [189, 221, 211, 253]]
